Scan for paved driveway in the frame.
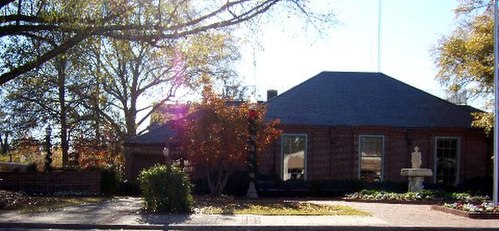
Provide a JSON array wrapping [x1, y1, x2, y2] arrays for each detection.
[[314, 200, 499, 228]]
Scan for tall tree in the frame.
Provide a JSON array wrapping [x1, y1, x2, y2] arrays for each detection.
[[433, 0, 494, 99], [3, 39, 84, 167], [432, 0, 494, 132], [80, 30, 239, 139], [176, 85, 281, 195], [0, 0, 331, 85]]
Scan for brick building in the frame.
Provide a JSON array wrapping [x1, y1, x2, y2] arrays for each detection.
[[260, 72, 489, 186], [124, 71, 490, 186]]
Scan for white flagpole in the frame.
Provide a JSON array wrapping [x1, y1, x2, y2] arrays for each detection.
[[494, 0, 498, 206], [377, 0, 382, 72]]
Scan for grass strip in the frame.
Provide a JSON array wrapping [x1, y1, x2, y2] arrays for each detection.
[[196, 198, 369, 216]]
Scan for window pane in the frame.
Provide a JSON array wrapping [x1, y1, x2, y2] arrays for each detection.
[[436, 138, 458, 186], [360, 136, 383, 182], [282, 135, 306, 181]]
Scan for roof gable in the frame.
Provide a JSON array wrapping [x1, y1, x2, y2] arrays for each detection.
[[124, 122, 176, 146], [266, 71, 475, 128]]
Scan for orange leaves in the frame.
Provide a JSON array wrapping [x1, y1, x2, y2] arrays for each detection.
[[72, 139, 123, 170], [176, 87, 281, 172]]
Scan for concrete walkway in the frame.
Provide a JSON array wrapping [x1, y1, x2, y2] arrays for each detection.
[[1, 197, 499, 230]]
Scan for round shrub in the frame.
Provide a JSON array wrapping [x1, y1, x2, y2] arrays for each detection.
[[138, 164, 193, 213]]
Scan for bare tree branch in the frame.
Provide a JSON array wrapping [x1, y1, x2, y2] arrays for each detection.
[[0, 0, 283, 85], [0, 29, 93, 85]]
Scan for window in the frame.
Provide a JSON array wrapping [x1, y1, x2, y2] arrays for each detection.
[[359, 136, 384, 182], [282, 134, 306, 181], [435, 137, 459, 186]]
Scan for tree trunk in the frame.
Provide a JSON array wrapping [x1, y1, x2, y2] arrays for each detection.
[[125, 105, 137, 138], [94, 39, 102, 142], [206, 167, 232, 196], [57, 57, 69, 168]]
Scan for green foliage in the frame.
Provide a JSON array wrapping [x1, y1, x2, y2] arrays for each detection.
[[138, 164, 193, 213], [450, 192, 490, 203], [433, 0, 494, 99], [347, 189, 435, 201], [444, 202, 499, 213], [100, 167, 122, 195], [346, 189, 490, 202], [471, 112, 494, 135], [0, 0, 335, 85]]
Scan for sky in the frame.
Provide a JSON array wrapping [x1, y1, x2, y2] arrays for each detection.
[[237, 0, 462, 104]]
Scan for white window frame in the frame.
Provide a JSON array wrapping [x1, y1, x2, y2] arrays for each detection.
[[434, 137, 460, 185], [358, 135, 385, 182], [281, 134, 308, 181]]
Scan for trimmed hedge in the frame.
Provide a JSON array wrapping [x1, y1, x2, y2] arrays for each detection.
[[138, 164, 193, 213]]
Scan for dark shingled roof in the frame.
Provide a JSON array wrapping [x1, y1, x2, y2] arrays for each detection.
[[265, 71, 475, 128], [124, 122, 176, 146]]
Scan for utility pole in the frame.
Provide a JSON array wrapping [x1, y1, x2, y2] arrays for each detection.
[[494, 0, 498, 206], [246, 96, 258, 199]]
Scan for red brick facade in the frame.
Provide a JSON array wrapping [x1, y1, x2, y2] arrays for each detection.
[[124, 145, 167, 182], [124, 124, 489, 186], [259, 125, 490, 184]]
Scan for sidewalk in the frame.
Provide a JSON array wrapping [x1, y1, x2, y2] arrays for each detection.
[[1, 197, 499, 230]]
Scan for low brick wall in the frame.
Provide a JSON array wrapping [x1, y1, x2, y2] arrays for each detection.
[[431, 205, 499, 219], [0, 171, 101, 194]]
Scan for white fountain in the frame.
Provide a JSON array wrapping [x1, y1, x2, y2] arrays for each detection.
[[400, 146, 433, 192]]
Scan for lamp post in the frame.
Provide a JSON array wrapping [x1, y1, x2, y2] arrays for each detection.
[[1, 131, 11, 162], [246, 96, 258, 199], [45, 126, 53, 172], [494, 0, 499, 206], [6, 131, 11, 162], [163, 147, 171, 165]]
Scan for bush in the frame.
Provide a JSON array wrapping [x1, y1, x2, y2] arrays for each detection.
[[346, 189, 490, 202], [138, 164, 193, 213], [100, 167, 122, 195], [26, 162, 38, 173], [117, 180, 141, 196]]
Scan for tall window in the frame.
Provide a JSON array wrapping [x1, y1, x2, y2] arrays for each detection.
[[282, 134, 306, 181], [359, 136, 384, 182], [435, 137, 459, 186]]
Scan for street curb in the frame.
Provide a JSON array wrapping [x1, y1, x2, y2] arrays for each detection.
[[1, 223, 499, 231]]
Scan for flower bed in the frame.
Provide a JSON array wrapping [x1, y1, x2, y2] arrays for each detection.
[[344, 190, 490, 204], [346, 190, 432, 201], [432, 203, 499, 219], [345, 189, 499, 218]]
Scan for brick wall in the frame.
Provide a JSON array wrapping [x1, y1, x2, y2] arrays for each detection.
[[124, 145, 166, 182], [259, 125, 489, 184], [0, 171, 101, 194], [124, 125, 490, 186]]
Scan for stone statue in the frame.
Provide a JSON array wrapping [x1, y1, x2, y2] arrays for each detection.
[[411, 146, 422, 169], [408, 175, 425, 191], [401, 146, 433, 192]]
